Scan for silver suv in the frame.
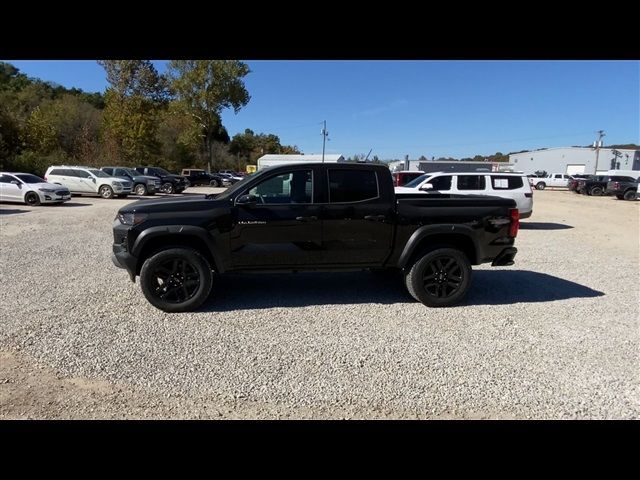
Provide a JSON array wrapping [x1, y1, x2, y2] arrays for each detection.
[[45, 166, 133, 199]]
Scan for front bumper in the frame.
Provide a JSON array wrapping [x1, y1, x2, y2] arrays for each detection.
[[112, 242, 137, 282], [491, 247, 517, 267]]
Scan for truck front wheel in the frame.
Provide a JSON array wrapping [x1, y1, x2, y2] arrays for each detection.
[[140, 248, 213, 312], [405, 248, 472, 307]]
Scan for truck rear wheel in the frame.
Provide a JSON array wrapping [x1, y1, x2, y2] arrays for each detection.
[[140, 248, 213, 312], [535, 182, 546, 190], [624, 190, 637, 201], [404, 248, 472, 307], [590, 186, 603, 196]]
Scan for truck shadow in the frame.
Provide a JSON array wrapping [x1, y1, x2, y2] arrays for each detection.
[[460, 270, 603, 306], [0, 208, 30, 215], [520, 222, 573, 230], [200, 270, 603, 311]]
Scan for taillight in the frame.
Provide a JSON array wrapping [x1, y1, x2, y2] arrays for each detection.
[[613, 182, 620, 189], [509, 208, 519, 238]]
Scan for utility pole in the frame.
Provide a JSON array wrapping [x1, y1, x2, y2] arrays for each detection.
[[321, 120, 328, 163], [593, 130, 605, 174]]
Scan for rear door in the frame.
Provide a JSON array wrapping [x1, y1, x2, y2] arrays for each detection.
[[229, 167, 323, 268], [454, 174, 487, 196], [320, 168, 394, 265]]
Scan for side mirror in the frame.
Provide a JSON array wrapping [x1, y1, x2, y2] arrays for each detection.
[[11, 180, 21, 188], [236, 194, 258, 206], [420, 183, 434, 191]]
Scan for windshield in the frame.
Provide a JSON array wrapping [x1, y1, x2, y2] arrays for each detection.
[[15, 174, 46, 184], [89, 169, 109, 178], [154, 168, 170, 175], [215, 172, 261, 199], [403, 173, 431, 188], [123, 168, 139, 177]]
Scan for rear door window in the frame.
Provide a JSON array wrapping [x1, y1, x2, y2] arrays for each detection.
[[457, 175, 486, 190], [328, 169, 378, 203], [491, 176, 524, 190]]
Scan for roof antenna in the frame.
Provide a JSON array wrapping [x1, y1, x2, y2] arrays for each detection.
[[364, 149, 373, 162]]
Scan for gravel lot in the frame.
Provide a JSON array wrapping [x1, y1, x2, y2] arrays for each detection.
[[0, 188, 638, 419]]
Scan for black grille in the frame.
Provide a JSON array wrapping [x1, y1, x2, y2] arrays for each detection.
[[56, 190, 69, 195]]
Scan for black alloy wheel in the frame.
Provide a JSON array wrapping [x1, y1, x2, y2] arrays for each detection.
[[140, 248, 213, 312], [405, 247, 472, 307]]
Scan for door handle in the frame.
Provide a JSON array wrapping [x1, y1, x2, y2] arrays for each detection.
[[364, 215, 386, 222], [296, 216, 318, 222]]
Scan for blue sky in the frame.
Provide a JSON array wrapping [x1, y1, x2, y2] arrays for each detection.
[[5, 60, 639, 159]]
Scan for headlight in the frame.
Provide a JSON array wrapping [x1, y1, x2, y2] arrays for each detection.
[[38, 188, 55, 193], [116, 212, 148, 226], [112, 181, 122, 187]]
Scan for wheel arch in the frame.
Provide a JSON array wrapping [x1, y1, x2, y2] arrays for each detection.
[[397, 226, 478, 269], [131, 227, 224, 275]]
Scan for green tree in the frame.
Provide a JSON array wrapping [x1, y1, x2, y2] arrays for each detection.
[[168, 60, 251, 170], [99, 60, 166, 164]]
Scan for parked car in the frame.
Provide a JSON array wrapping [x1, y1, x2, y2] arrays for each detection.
[[101, 167, 160, 196], [529, 173, 571, 190], [605, 176, 638, 201], [0, 172, 71, 205], [112, 163, 520, 312], [395, 171, 533, 218], [181, 169, 228, 187], [392, 170, 425, 187], [218, 172, 243, 184], [577, 176, 613, 196], [568, 174, 593, 193], [44, 166, 132, 199], [134, 167, 188, 194]]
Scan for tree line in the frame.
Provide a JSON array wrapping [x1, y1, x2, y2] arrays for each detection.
[[0, 61, 301, 176]]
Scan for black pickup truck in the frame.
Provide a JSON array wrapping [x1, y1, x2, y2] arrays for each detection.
[[605, 176, 638, 201], [112, 164, 519, 312]]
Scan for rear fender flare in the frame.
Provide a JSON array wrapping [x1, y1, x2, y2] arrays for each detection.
[[397, 224, 478, 269]]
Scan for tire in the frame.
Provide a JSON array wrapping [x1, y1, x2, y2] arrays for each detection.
[[134, 183, 148, 196], [139, 248, 213, 313], [535, 182, 546, 190], [24, 191, 41, 206], [624, 190, 637, 201], [616, 194, 624, 200], [590, 186, 603, 196], [162, 182, 175, 194], [99, 185, 114, 199], [404, 247, 472, 307], [210, 179, 220, 187]]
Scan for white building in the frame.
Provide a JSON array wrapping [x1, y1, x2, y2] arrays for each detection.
[[509, 147, 640, 175], [256, 154, 345, 170]]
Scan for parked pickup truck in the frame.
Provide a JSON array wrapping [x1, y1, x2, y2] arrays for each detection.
[[529, 173, 571, 190], [605, 176, 638, 201], [112, 164, 519, 312]]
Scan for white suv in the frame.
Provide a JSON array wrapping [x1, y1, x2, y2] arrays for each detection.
[[45, 166, 133, 199], [395, 171, 533, 218]]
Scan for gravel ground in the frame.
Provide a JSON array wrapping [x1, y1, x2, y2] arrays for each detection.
[[0, 188, 638, 419]]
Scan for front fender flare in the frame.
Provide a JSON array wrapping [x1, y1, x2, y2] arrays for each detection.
[[131, 225, 225, 273]]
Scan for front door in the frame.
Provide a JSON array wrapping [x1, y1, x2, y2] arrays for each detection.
[[229, 168, 323, 268], [74, 169, 97, 192], [0, 174, 23, 201], [321, 168, 394, 265]]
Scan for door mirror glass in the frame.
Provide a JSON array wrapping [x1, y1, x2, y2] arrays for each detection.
[[236, 194, 258, 205], [11, 180, 21, 187], [420, 183, 434, 191]]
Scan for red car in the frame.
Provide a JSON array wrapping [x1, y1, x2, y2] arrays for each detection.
[[392, 170, 425, 187]]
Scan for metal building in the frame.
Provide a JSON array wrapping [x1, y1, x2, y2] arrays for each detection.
[[257, 154, 345, 170], [508, 147, 640, 175], [389, 159, 514, 173]]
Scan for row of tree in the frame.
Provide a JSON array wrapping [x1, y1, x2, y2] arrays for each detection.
[[0, 61, 301, 176]]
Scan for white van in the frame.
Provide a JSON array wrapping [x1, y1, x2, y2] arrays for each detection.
[[45, 166, 133, 199], [395, 171, 533, 218]]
